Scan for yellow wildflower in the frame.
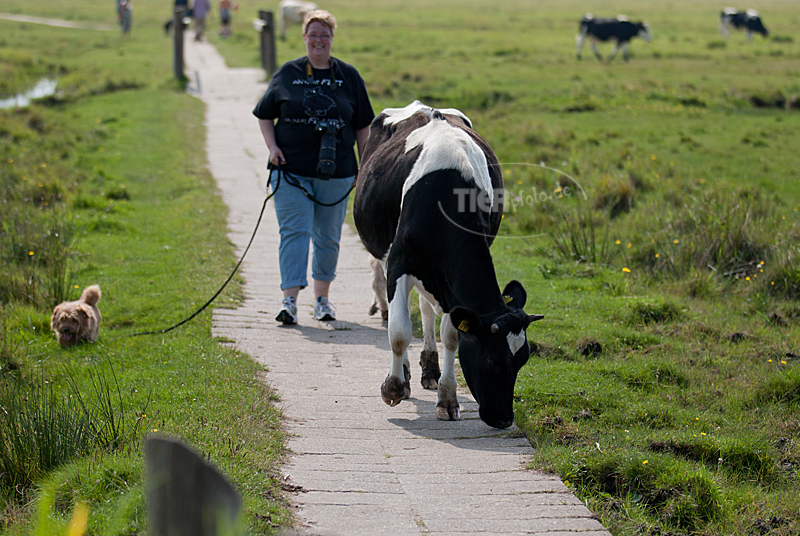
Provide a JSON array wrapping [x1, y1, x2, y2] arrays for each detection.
[[67, 502, 89, 536]]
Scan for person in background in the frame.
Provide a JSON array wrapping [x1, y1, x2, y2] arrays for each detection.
[[119, 0, 132, 34], [252, 10, 374, 324], [192, 0, 210, 41], [219, 0, 237, 39]]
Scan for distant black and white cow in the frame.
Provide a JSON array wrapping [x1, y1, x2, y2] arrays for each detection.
[[354, 101, 543, 429], [278, 0, 317, 40], [577, 14, 652, 62], [720, 8, 769, 40]]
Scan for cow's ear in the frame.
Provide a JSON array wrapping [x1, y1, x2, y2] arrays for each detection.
[[501, 280, 527, 310], [449, 307, 482, 336]]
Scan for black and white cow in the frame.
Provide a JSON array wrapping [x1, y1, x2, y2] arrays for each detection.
[[720, 8, 769, 40], [353, 101, 543, 429], [576, 14, 652, 62], [278, 0, 317, 40]]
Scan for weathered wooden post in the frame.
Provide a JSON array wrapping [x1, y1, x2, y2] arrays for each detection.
[[255, 10, 277, 76], [146, 437, 242, 536], [173, 7, 185, 80]]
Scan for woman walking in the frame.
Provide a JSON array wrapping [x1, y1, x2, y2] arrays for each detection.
[[253, 10, 374, 324]]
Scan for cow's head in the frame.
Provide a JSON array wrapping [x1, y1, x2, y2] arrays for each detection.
[[637, 22, 652, 42], [749, 16, 769, 36], [449, 280, 543, 429]]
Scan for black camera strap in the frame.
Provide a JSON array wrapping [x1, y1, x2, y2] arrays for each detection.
[[275, 164, 354, 207]]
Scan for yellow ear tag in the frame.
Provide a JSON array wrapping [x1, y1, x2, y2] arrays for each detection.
[[503, 295, 513, 304], [458, 319, 470, 332]]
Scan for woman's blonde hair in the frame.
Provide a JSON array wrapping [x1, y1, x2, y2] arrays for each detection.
[[303, 10, 337, 35]]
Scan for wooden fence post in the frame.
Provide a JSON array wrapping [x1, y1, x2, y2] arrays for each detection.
[[173, 7, 185, 80], [146, 437, 242, 536], [257, 10, 277, 76]]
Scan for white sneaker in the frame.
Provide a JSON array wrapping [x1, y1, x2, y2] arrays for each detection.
[[276, 296, 297, 324], [313, 296, 336, 321]]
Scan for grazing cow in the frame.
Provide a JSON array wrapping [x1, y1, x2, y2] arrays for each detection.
[[353, 101, 543, 429], [577, 14, 652, 62], [720, 8, 769, 40], [278, 0, 317, 40]]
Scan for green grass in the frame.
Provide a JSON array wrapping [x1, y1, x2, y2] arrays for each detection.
[[1, 2, 288, 534], [2, 0, 800, 534]]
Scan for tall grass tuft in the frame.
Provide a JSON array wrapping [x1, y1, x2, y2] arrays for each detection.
[[0, 307, 25, 377], [628, 186, 776, 280], [0, 367, 146, 499], [544, 206, 618, 265], [567, 452, 722, 532], [0, 378, 94, 495], [0, 209, 76, 307], [764, 244, 800, 299]]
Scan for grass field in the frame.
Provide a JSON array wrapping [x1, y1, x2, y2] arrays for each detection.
[[2, 0, 800, 534]]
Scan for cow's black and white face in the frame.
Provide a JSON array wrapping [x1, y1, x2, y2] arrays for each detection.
[[449, 281, 542, 429], [638, 23, 652, 42]]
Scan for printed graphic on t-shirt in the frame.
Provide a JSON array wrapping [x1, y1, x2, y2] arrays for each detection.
[[303, 87, 336, 118]]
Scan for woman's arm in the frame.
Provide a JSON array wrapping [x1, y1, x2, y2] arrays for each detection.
[[355, 126, 370, 161], [258, 118, 286, 166]]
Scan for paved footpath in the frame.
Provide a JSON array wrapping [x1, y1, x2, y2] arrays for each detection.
[[184, 35, 610, 536]]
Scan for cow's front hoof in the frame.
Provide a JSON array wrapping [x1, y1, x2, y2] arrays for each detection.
[[419, 350, 441, 390], [436, 402, 461, 421], [381, 375, 406, 407]]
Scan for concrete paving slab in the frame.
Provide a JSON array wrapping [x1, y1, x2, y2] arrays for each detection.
[[183, 33, 610, 536]]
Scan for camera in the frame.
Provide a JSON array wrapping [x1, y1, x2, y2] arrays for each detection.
[[315, 120, 339, 180]]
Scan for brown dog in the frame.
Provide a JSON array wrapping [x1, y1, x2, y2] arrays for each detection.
[[51, 285, 102, 347]]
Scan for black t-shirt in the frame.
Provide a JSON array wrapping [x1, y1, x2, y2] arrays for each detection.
[[253, 56, 375, 179]]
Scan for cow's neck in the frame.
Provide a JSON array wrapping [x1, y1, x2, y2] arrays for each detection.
[[446, 241, 505, 317]]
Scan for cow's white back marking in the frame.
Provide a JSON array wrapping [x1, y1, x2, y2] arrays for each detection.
[[507, 330, 526, 356], [381, 100, 472, 129], [401, 119, 492, 207]]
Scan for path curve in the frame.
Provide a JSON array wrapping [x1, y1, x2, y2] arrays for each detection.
[[0, 12, 116, 31], [184, 34, 611, 536]]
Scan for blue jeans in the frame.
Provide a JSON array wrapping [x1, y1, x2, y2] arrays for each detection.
[[268, 170, 354, 290]]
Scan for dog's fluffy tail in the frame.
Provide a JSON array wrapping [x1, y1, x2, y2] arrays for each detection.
[[81, 285, 101, 306]]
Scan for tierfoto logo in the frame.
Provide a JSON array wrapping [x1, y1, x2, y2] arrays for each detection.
[[438, 162, 587, 238]]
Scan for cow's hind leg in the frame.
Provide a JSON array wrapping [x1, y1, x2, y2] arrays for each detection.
[[608, 41, 620, 62], [436, 312, 460, 421], [418, 294, 440, 390], [382, 274, 412, 406], [369, 256, 389, 321], [590, 39, 603, 61]]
